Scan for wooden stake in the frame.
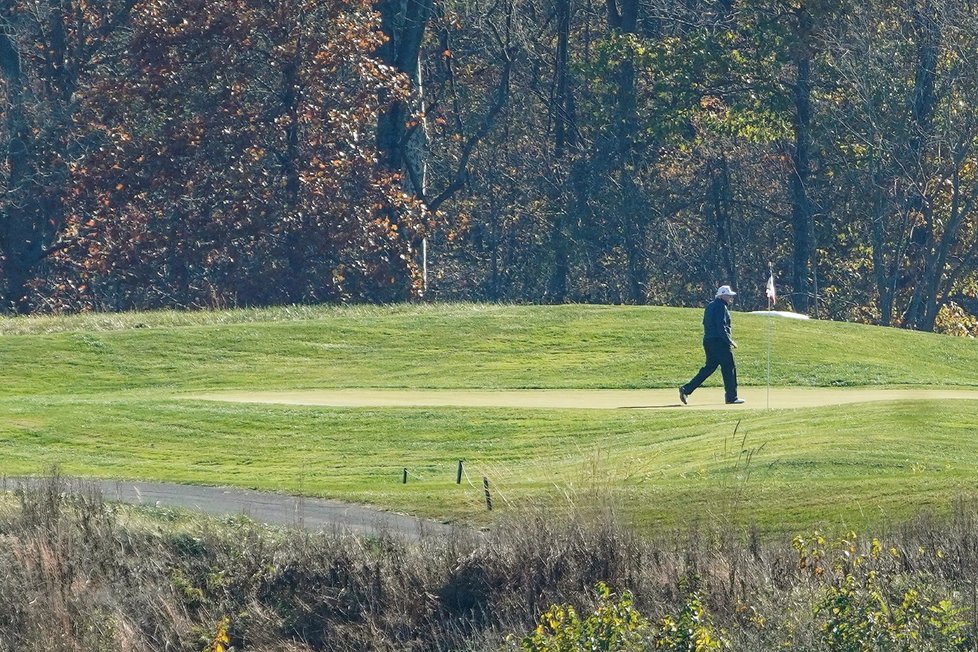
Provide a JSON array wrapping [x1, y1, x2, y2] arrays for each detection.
[[483, 476, 492, 511]]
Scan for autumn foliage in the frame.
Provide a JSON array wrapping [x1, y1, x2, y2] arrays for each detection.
[[3, 0, 978, 331], [3, 0, 423, 312]]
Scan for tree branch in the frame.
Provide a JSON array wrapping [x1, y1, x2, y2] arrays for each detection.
[[427, 52, 512, 212]]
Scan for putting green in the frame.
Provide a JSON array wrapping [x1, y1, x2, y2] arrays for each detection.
[[189, 387, 978, 410]]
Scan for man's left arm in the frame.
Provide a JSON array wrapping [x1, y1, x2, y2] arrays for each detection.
[[726, 307, 737, 348]]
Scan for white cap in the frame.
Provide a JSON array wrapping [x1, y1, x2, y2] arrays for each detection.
[[716, 285, 737, 298]]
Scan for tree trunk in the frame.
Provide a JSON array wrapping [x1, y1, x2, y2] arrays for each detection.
[[546, 217, 570, 303], [546, 0, 574, 303], [870, 170, 896, 326], [710, 154, 737, 288], [607, 0, 643, 303], [0, 6, 101, 313], [914, 170, 976, 332], [788, 6, 814, 315], [277, 52, 308, 303], [1, 30, 43, 313], [375, 0, 434, 184], [900, 2, 940, 330]]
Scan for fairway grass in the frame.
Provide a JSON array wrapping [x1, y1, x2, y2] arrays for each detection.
[[2, 303, 977, 534]]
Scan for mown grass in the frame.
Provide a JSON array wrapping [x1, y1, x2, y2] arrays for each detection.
[[1, 303, 977, 534], [0, 398, 976, 532], [2, 303, 978, 395]]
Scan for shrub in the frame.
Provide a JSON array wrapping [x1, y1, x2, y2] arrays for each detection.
[[651, 583, 728, 651], [519, 582, 649, 652], [816, 573, 968, 652], [811, 534, 969, 652]]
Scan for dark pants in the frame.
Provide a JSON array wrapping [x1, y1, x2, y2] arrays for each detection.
[[682, 337, 738, 402]]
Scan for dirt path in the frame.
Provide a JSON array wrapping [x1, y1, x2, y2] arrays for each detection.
[[189, 387, 978, 410]]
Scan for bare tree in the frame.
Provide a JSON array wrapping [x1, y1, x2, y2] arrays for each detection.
[[825, 0, 978, 330]]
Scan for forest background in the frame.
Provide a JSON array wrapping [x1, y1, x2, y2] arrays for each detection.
[[2, 0, 978, 335]]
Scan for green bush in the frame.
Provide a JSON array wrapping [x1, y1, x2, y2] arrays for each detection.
[[816, 574, 968, 651], [519, 582, 649, 652], [519, 580, 729, 652], [808, 533, 970, 652], [650, 584, 727, 652]]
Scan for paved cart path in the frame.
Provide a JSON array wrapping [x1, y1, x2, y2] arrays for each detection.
[[3, 477, 458, 541], [189, 386, 978, 411]]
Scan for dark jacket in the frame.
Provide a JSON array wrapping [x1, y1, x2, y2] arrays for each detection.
[[703, 298, 732, 345]]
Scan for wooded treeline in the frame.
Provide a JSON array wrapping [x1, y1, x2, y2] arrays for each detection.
[[2, 0, 977, 332]]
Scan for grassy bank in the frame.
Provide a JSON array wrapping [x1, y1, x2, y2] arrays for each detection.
[[2, 303, 977, 395]]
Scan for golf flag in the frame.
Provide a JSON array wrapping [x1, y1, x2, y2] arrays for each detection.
[[765, 271, 776, 308]]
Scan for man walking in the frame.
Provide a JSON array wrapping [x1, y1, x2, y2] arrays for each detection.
[[679, 285, 744, 405]]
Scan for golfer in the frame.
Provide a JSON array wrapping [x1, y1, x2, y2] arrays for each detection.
[[679, 285, 744, 405]]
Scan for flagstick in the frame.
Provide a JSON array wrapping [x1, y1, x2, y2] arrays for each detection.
[[766, 263, 773, 411], [767, 298, 772, 410]]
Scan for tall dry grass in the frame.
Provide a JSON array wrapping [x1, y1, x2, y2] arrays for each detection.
[[2, 476, 978, 650]]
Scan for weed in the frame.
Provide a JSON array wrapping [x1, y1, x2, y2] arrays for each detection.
[[518, 582, 649, 651], [4, 476, 978, 650]]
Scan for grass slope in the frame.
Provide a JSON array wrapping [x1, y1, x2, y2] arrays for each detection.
[[2, 303, 978, 394], [1, 303, 977, 533]]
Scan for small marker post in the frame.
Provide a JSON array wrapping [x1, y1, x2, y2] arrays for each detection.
[[402, 468, 408, 484], [456, 460, 463, 484], [483, 476, 492, 511]]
